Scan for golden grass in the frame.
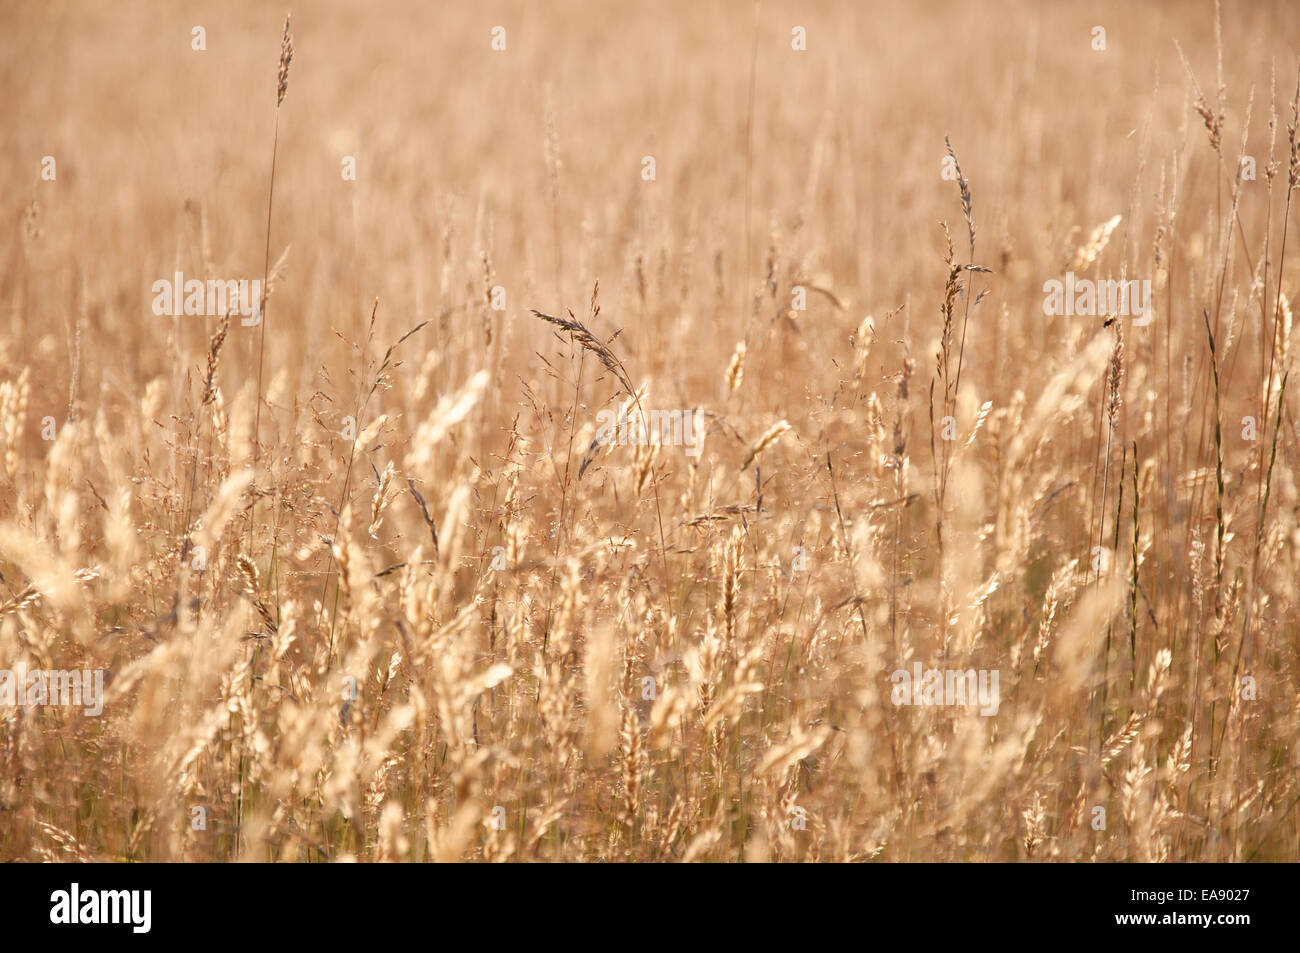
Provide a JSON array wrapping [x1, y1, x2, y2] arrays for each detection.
[[1, 0, 1299, 862]]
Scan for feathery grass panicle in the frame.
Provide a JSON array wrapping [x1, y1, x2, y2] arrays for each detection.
[[277, 14, 294, 107], [742, 420, 790, 470]]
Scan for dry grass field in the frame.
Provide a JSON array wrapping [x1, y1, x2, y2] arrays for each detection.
[[2, 0, 1299, 862]]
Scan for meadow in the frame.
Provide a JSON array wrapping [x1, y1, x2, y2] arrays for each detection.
[[1, 0, 1298, 861]]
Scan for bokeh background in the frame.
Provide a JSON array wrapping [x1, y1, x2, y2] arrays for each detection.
[[1, 1, 1298, 862]]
